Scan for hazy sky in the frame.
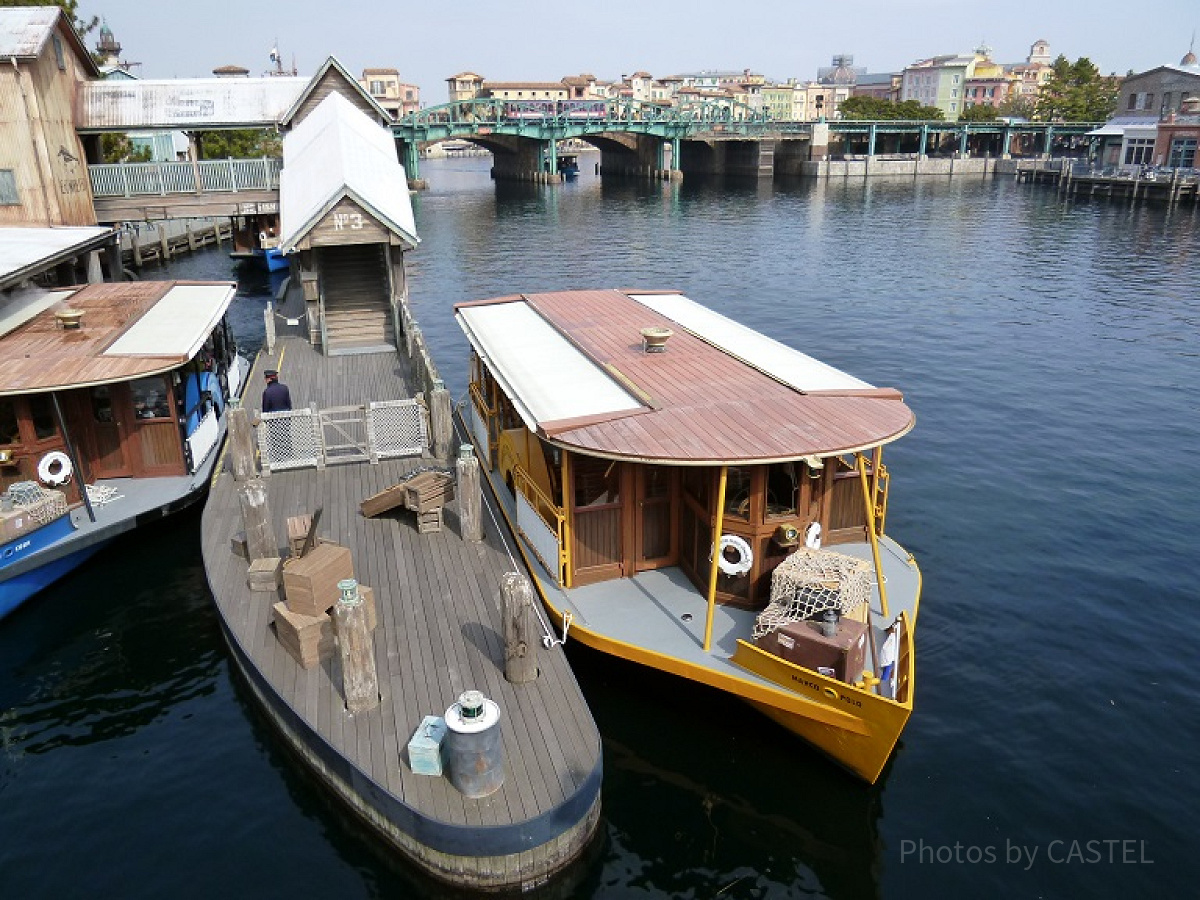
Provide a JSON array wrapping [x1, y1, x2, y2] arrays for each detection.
[[81, 0, 1197, 102]]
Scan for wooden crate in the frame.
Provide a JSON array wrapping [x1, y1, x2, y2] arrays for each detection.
[[286, 514, 314, 557], [359, 483, 409, 518], [273, 602, 334, 669], [247, 556, 282, 590], [404, 470, 455, 513], [407, 715, 448, 776], [282, 542, 353, 617], [416, 508, 443, 534]]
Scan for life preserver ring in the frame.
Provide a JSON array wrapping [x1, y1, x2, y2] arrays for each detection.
[[38, 451, 73, 486], [717, 533, 754, 576]]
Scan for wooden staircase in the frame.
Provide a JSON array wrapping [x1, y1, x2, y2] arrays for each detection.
[[320, 245, 395, 355]]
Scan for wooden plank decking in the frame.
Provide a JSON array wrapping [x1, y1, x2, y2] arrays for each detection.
[[199, 329, 602, 890]]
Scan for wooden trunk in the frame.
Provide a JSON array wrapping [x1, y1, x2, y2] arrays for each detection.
[[282, 542, 354, 617]]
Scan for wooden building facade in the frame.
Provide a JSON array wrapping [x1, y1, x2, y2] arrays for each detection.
[[0, 6, 99, 227]]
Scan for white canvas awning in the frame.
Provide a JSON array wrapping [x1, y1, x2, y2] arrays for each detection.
[[0, 226, 115, 288], [106, 284, 236, 358], [628, 293, 872, 392], [456, 301, 643, 431], [1087, 116, 1158, 137]]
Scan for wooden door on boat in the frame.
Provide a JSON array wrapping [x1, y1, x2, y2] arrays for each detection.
[[85, 384, 134, 479], [570, 454, 624, 586], [634, 464, 677, 571]]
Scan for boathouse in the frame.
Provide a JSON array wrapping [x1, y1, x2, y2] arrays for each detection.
[[276, 88, 418, 355]]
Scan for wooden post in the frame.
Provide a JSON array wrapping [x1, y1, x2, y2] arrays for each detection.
[[131, 229, 143, 268], [501, 572, 538, 684], [334, 580, 380, 714], [431, 381, 453, 460], [237, 477, 278, 561], [185, 220, 197, 251], [227, 404, 258, 482], [457, 444, 483, 542], [158, 227, 170, 261]]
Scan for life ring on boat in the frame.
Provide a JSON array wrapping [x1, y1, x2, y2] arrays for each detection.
[[38, 450, 73, 486], [717, 533, 754, 576]]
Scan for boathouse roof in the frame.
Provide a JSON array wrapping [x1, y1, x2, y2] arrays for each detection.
[[0, 281, 236, 396], [0, 6, 97, 76], [456, 290, 914, 464], [277, 91, 418, 252]]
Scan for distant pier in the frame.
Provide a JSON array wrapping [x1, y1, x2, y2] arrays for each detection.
[[1015, 159, 1200, 206]]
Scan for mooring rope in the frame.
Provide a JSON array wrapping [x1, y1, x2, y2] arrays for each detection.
[[453, 394, 566, 649]]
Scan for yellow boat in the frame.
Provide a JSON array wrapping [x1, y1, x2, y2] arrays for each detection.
[[455, 289, 920, 783]]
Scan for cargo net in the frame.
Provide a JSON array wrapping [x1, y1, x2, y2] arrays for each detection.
[[753, 547, 873, 639], [5, 481, 69, 524], [260, 410, 319, 471]]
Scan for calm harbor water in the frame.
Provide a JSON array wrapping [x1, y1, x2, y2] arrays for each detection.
[[2, 157, 1196, 898]]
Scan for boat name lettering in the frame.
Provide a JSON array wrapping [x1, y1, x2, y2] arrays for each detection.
[[13, 539, 31, 553], [59, 177, 89, 195], [789, 673, 862, 708], [333, 213, 364, 231]]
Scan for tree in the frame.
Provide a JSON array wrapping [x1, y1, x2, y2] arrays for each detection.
[[196, 129, 282, 160], [1034, 55, 1119, 121], [101, 133, 152, 163], [998, 94, 1036, 120], [959, 104, 999, 122], [838, 96, 944, 121]]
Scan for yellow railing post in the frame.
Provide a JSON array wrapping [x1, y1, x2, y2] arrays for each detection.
[[703, 466, 728, 652], [857, 454, 890, 620], [561, 450, 573, 587]]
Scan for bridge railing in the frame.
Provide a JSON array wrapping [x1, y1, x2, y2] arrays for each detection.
[[89, 158, 282, 198]]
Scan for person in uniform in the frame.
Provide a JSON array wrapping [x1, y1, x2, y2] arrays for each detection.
[[262, 369, 292, 412]]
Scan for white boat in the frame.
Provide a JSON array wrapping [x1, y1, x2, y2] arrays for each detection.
[[457, 288, 921, 782]]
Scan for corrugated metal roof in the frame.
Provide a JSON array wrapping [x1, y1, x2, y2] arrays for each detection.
[[628, 294, 872, 392], [1087, 116, 1160, 136], [278, 91, 418, 251], [0, 226, 115, 287], [75, 77, 308, 131], [0, 6, 60, 58]]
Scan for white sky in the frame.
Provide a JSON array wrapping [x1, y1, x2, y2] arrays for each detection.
[[82, 0, 1198, 103]]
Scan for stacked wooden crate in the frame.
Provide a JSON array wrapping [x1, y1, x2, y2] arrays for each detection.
[[272, 542, 354, 669], [404, 470, 455, 534]]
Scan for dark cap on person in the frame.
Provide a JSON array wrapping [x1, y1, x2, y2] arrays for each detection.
[[264, 369, 278, 379]]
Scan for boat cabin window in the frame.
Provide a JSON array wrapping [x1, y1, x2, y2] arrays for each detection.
[[29, 395, 58, 441], [90, 386, 114, 423], [723, 467, 753, 521], [574, 456, 620, 507], [132, 376, 171, 420], [765, 462, 798, 519], [681, 467, 711, 508], [0, 400, 19, 446]]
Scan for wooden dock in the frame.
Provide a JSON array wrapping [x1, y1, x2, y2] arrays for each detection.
[[117, 219, 234, 270], [199, 306, 602, 889], [1016, 160, 1200, 207]]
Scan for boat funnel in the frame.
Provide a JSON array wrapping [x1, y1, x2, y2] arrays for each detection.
[[640, 326, 673, 352]]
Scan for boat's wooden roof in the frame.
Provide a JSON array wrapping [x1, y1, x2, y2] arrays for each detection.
[[458, 289, 915, 464], [0, 280, 235, 396]]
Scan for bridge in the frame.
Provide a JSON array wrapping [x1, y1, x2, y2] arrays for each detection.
[[391, 97, 1103, 183]]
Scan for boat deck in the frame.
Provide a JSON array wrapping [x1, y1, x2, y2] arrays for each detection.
[[487, 463, 920, 690], [199, 332, 602, 888]]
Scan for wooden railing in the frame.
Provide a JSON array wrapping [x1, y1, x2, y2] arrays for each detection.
[[89, 158, 282, 198], [512, 464, 568, 583]]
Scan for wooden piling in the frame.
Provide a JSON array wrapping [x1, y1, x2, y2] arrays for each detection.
[[334, 581, 380, 714], [158, 228, 170, 261], [227, 405, 258, 482], [130, 229, 143, 268], [237, 477, 278, 561], [457, 444, 483, 542], [501, 572, 539, 684], [430, 382, 453, 460]]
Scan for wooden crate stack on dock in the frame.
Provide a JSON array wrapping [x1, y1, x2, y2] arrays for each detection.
[[360, 469, 455, 534], [268, 515, 379, 669]]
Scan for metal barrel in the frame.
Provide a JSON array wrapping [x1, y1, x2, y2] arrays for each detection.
[[443, 690, 504, 798]]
